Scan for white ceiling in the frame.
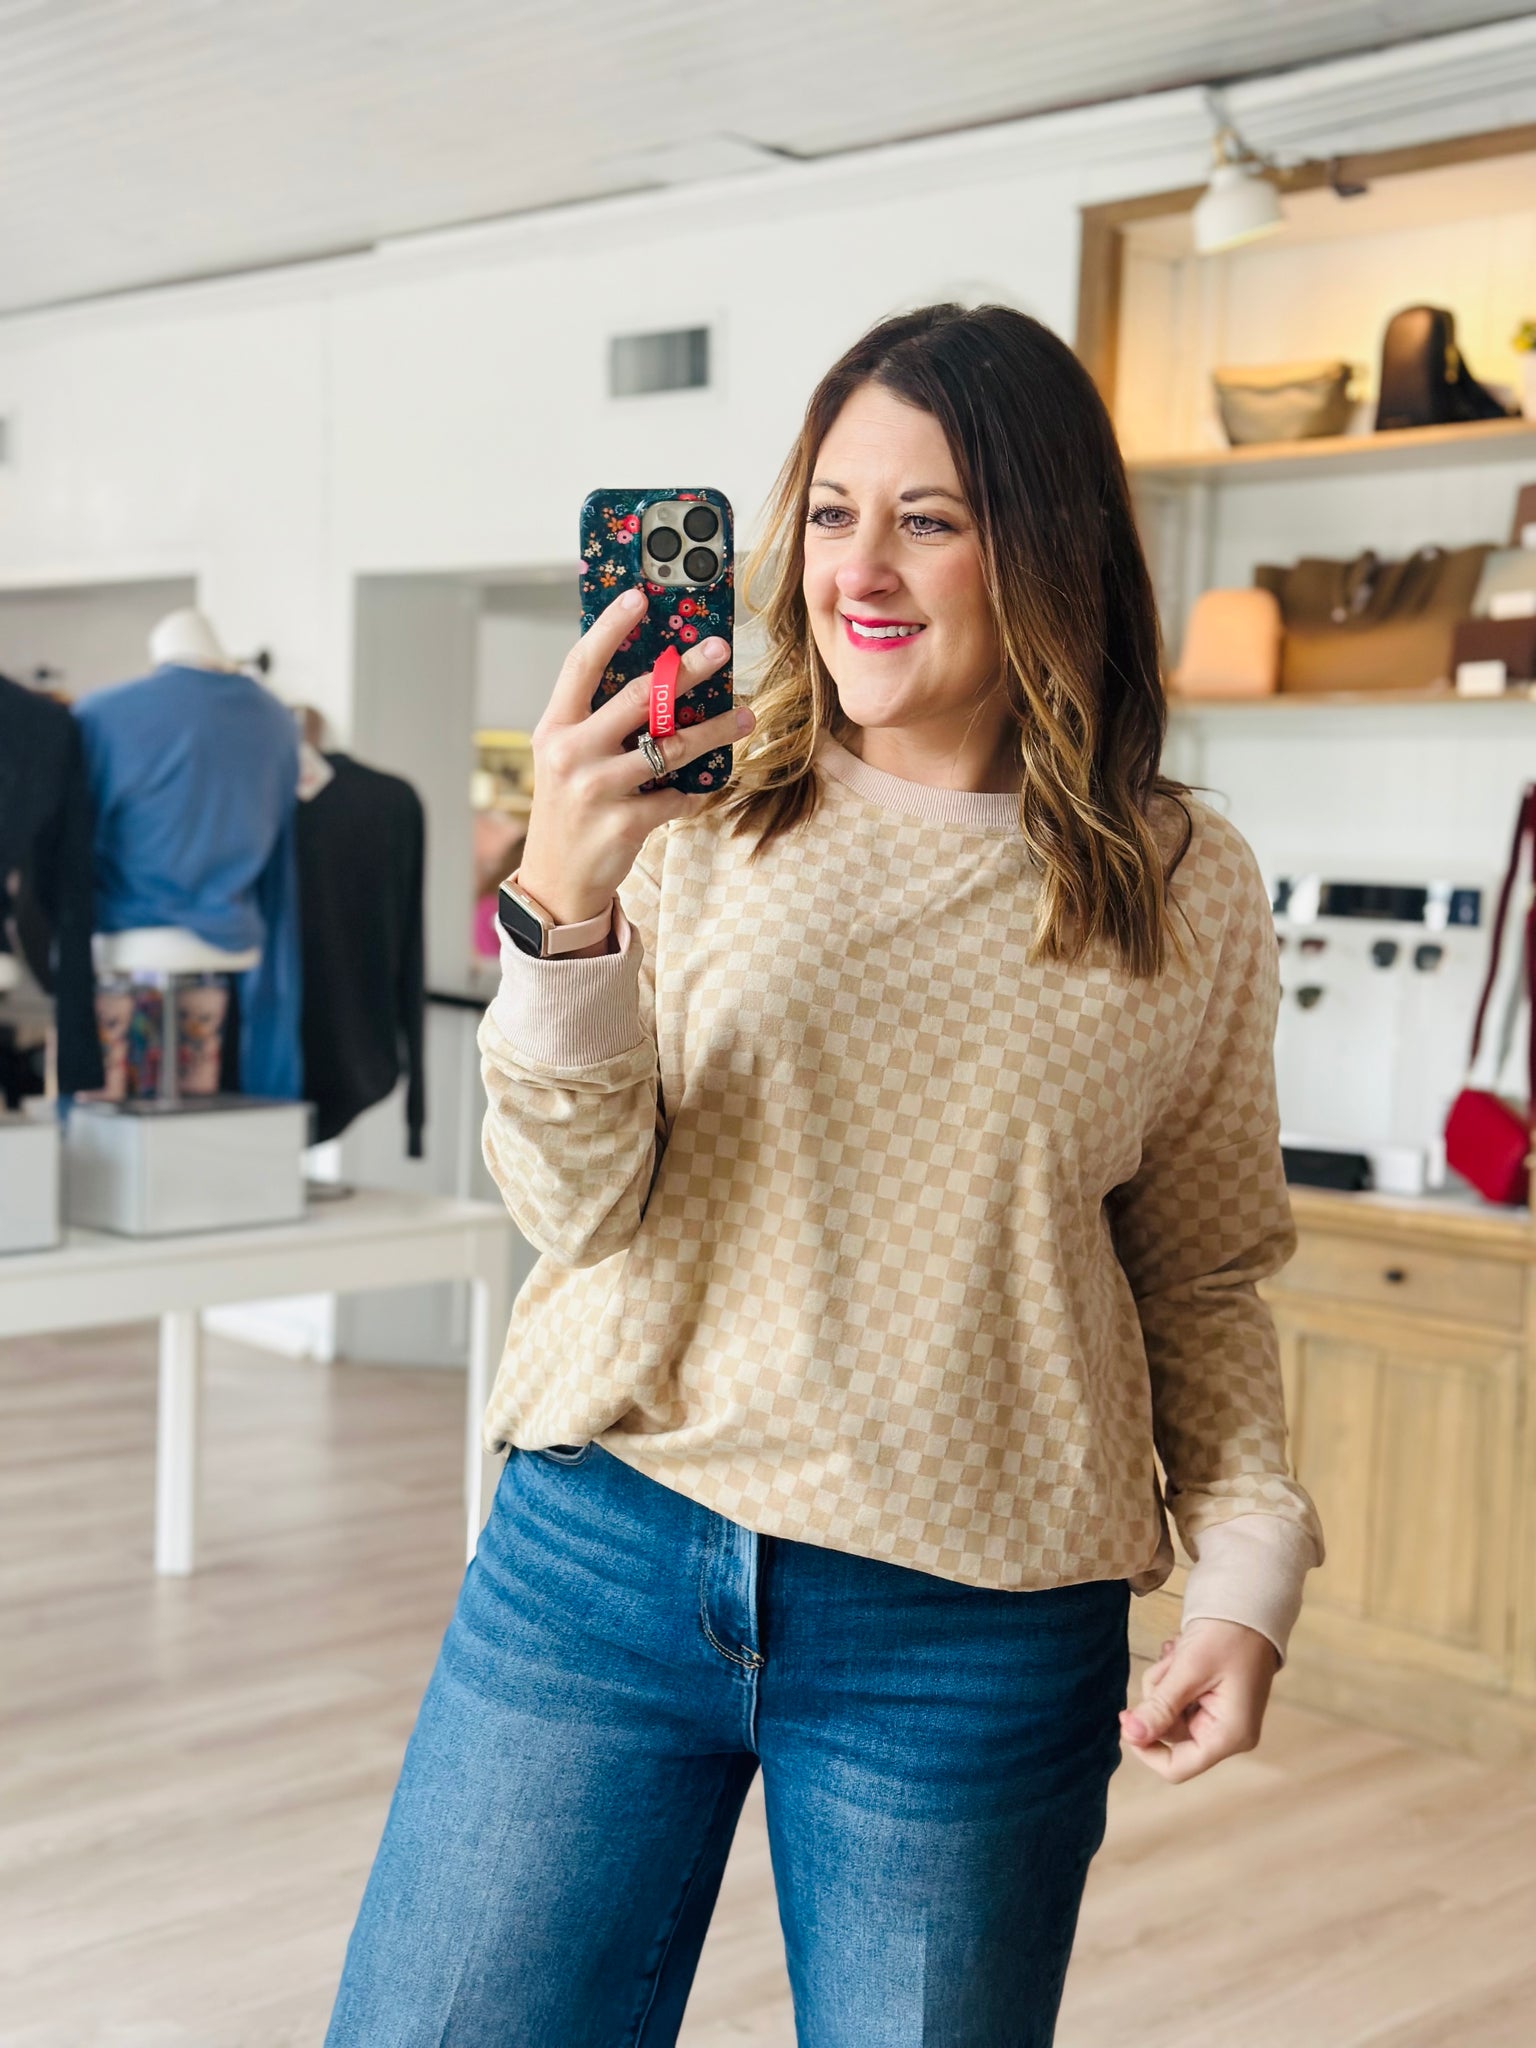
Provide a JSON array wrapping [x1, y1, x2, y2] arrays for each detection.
[[0, 0, 1530, 317]]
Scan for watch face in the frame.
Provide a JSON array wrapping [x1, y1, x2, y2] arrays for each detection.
[[497, 885, 545, 957]]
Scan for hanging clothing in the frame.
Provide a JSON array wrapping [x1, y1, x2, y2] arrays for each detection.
[[73, 663, 301, 1100], [295, 751, 425, 1156], [475, 729, 1325, 1668], [0, 673, 104, 1095]]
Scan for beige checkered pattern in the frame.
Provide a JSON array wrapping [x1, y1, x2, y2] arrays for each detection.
[[478, 734, 1324, 1614]]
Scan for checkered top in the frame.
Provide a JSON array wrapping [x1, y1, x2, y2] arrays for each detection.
[[477, 732, 1325, 1661]]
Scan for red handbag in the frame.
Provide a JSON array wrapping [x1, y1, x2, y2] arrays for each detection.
[[1444, 783, 1536, 1205]]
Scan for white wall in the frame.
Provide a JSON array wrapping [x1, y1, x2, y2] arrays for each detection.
[[0, 301, 332, 696], [1164, 695, 1536, 884], [0, 576, 195, 695]]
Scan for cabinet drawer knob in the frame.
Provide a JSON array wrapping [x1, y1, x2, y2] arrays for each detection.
[[1382, 1267, 1407, 1284]]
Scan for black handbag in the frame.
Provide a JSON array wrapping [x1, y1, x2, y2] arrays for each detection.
[[1375, 305, 1512, 431]]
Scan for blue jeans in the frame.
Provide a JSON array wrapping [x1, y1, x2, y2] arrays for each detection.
[[326, 1443, 1130, 2047]]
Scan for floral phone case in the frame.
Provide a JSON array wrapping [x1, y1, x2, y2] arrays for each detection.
[[579, 486, 735, 796]]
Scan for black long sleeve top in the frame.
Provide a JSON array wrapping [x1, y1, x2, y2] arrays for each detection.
[[0, 674, 105, 1095], [294, 751, 425, 1155]]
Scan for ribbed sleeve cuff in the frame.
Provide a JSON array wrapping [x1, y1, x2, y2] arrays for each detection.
[[488, 897, 646, 1066], [1178, 1512, 1321, 1670]]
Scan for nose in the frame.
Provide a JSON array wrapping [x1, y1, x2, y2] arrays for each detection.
[[834, 548, 902, 605]]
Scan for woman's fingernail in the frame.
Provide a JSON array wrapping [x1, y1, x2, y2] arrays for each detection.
[[735, 707, 754, 732], [703, 637, 727, 656], [623, 589, 645, 613]]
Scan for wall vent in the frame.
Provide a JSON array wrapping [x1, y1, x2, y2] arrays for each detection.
[[609, 327, 710, 397]]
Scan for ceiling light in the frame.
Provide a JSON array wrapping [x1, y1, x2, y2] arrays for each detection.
[[1192, 103, 1285, 256], [1193, 131, 1283, 255]]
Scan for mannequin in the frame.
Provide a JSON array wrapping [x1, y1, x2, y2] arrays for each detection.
[[148, 607, 238, 673], [73, 613, 302, 1099], [293, 701, 337, 804]]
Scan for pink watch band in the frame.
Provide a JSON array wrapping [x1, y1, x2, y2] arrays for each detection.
[[507, 868, 614, 955]]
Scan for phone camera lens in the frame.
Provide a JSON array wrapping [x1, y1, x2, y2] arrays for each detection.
[[646, 526, 681, 562], [682, 505, 719, 543], [684, 546, 718, 582]]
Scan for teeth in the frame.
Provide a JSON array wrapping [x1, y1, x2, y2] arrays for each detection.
[[849, 620, 923, 639]]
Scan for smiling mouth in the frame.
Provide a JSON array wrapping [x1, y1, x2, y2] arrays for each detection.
[[842, 615, 927, 643]]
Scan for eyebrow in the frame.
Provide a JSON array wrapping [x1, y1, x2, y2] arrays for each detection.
[[809, 478, 965, 505]]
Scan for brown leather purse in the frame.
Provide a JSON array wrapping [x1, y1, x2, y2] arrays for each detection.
[[1254, 543, 1491, 693]]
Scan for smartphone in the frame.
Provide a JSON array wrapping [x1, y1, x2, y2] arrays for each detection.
[[579, 487, 735, 796]]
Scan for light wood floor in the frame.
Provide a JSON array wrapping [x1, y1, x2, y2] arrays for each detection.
[[2, 1325, 1533, 2047]]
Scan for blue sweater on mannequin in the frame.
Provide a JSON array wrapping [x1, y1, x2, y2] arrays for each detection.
[[74, 664, 302, 1100]]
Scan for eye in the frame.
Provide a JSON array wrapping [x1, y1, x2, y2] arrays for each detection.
[[806, 505, 954, 535]]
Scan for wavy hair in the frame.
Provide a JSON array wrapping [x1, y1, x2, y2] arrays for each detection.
[[689, 302, 1196, 978]]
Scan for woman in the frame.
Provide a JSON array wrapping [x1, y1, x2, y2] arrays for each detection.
[[326, 304, 1324, 2047]]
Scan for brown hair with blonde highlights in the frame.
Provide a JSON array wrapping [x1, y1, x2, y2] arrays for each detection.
[[690, 302, 1197, 979]]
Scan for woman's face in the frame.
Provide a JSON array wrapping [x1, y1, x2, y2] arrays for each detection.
[[803, 382, 1001, 754]]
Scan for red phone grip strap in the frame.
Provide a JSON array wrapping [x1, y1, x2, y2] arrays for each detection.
[[650, 645, 680, 739]]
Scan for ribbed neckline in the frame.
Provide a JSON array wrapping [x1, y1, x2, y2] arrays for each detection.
[[814, 729, 1022, 835]]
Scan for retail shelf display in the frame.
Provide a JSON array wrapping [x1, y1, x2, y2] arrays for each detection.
[[1128, 416, 1536, 486], [1166, 682, 1536, 713]]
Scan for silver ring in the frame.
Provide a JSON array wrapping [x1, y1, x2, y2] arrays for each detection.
[[638, 731, 670, 784]]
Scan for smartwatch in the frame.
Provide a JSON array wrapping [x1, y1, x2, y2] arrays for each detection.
[[497, 868, 614, 959]]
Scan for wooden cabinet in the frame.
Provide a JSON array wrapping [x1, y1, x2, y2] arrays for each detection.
[[1130, 1187, 1536, 1763], [1266, 1229, 1525, 1333], [1275, 1305, 1520, 1685]]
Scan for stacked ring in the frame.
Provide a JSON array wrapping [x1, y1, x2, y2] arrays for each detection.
[[638, 732, 669, 782]]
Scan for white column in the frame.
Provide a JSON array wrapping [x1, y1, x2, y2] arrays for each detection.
[[156, 1309, 201, 1574]]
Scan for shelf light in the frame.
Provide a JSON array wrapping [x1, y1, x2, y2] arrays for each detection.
[[1193, 125, 1284, 255]]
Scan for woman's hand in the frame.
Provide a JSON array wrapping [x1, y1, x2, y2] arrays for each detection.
[[517, 589, 746, 928], [1117, 1617, 1280, 1782]]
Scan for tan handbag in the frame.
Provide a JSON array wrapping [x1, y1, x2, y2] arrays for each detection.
[[1170, 588, 1282, 699], [1254, 544, 1491, 693], [1212, 359, 1355, 445]]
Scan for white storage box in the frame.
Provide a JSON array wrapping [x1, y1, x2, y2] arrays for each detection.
[[0, 1111, 62, 1253], [64, 1097, 310, 1237]]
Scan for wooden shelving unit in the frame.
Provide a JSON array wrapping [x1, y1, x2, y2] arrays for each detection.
[[1127, 414, 1536, 660], [1167, 683, 1536, 713], [1129, 415, 1536, 486]]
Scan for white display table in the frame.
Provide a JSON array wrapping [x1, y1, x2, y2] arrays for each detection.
[[0, 1188, 515, 1574]]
